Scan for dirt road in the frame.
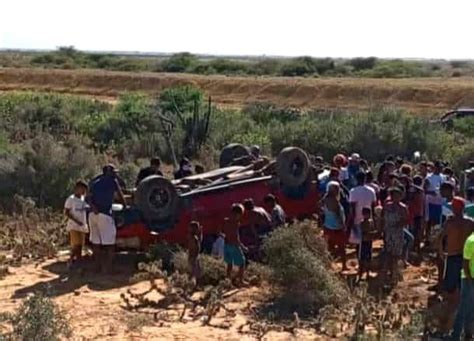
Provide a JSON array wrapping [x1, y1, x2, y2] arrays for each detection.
[[1, 68, 474, 113]]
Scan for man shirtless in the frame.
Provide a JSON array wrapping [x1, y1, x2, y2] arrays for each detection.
[[243, 198, 272, 242], [223, 204, 248, 285], [438, 197, 474, 311]]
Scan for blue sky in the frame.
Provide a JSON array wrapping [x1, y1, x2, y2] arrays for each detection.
[[1, 0, 473, 59]]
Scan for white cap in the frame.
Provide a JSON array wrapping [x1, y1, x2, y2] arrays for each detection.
[[349, 153, 360, 161]]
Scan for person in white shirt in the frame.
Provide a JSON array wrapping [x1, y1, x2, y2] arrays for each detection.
[[426, 161, 446, 194], [64, 180, 89, 267], [349, 171, 377, 228]]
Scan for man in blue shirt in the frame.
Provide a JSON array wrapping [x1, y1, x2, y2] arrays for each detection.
[[88, 164, 126, 273]]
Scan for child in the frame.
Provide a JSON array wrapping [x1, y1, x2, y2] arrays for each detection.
[[358, 207, 377, 280], [223, 204, 248, 285], [64, 180, 89, 268], [187, 221, 202, 284], [212, 230, 225, 259]]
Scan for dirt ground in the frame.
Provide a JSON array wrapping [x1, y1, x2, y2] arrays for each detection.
[[0, 245, 444, 340], [2, 67, 474, 114]]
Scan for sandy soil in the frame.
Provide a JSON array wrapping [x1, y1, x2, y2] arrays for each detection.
[[1, 68, 474, 113], [0, 254, 319, 340], [0, 245, 444, 340]]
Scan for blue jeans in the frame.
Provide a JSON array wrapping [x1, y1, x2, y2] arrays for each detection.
[[403, 228, 414, 261], [452, 279, 474, 340]]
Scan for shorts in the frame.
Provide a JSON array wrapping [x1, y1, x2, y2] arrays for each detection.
[[443, 254, 463, 293], [69, 230, 85, 247], [428, 203, 442, 224], [358, 241, 373, 261], [88, 213, 116, 245], [224, 244, 245, 267], [324, 227, 347, 247]]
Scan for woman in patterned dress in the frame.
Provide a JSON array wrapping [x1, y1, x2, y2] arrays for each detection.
[[382, 187, 409, 285]]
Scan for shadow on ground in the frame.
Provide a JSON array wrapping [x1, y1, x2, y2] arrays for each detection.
[[13, 252, 147, 299]]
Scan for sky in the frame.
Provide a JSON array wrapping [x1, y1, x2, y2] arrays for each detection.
[[1, 0, 473, 59]]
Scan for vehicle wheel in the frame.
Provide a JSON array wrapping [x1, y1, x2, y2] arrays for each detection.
[[219, 143, 250, 168], [276, 147, 310, 187], [135, 176, 179, 222]]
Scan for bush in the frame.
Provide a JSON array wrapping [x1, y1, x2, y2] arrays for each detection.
[[207, 59, 250, 75], [0, 198, 68, 258], [250, 59, 282, 75], [349, 57, 377, 71], [0, 134, 98, 209], [173, 251, 227, 285], [262, 221, 348, 315], [360, 60, 428, 78], [161, 52, 198, 73], [4, 292, 71, 340], [280, 57, 335, 77], [280, 57, 319, 77]]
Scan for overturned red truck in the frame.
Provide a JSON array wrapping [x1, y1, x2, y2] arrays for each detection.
[[114, 146, 319, 250]]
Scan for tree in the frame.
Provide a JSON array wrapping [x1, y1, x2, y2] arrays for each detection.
[[161, 52, 198, 73], [156, 86, 212, 162]]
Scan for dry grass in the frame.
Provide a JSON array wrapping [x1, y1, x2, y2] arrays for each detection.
[[0, 197, 67, 261], [2, 68, 474, 113]]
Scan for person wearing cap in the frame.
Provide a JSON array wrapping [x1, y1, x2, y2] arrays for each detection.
[[135, 157, 164, 186], [88, 164, 126, 273], [347, 153, 362, 189], [174, 158, 193, 180], [381, 186, 408, 286], [438, 197, 474, 317]]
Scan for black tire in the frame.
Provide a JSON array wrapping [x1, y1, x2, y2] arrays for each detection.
[[135, 176, 179, 222], [276, 147, 310, 187], [219, 143, 250, 168]]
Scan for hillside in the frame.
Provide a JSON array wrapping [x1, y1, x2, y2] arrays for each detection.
[[2, 68, 474, 113]]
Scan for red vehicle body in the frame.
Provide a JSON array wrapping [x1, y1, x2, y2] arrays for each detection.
[[115, 175, 319, 249]]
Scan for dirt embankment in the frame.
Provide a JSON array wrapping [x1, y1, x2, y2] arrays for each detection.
[[1, 67, 474, 113]]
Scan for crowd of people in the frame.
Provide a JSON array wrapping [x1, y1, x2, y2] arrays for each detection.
[[316, 153, 474, 340], [61, 151, 474, 340]]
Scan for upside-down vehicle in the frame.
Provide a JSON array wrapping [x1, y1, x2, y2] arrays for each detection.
[[113, 145, 319, 250]]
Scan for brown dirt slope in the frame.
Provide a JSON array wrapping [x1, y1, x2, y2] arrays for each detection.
[[1, 68, 474, 113]]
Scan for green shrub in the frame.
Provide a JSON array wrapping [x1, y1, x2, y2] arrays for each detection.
[[280, 56, 319, 77], [0, 134, 98, 209], [173, 251, 227, 285], [6, 292, 71, 340], [262, 221, 348, 315], [250, 59, 282, 75], [280, 57, 335, 77], [349, 57, 377, 71], [207, 59, 250, 75], [161, 52, 198, 73], [360, 60, 428, 78]]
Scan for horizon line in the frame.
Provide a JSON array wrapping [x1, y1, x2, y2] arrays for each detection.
[[1, 47, 473, 62]]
